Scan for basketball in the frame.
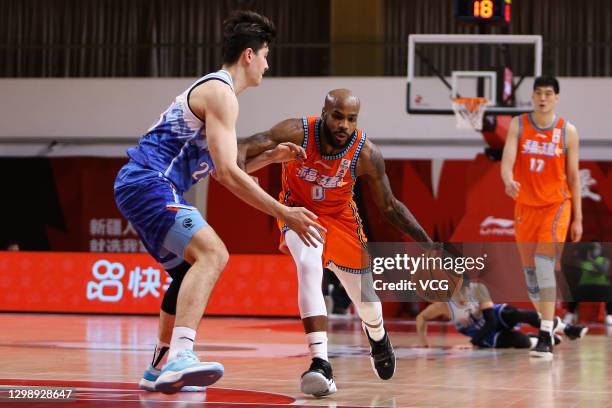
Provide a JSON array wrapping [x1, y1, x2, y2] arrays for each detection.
[[412, 255, 464, 302], [1, 1, 605, 405]]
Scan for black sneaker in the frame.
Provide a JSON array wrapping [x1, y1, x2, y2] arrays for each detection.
[[300, 358, 337, 397], [529, 333, 562, 347], [564, 324, 588, 340], [363, 325, 396, 380], [529, 330, 553, 359]]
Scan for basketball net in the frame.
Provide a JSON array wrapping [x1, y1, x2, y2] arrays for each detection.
[[451, 97, 491, 131]]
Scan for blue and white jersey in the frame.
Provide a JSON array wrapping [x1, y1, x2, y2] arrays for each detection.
[[448, 285, 486, 338], [127, 69, 234, 193]]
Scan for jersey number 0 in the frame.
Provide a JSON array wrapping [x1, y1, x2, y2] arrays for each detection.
[[312, 185, 325, 201]]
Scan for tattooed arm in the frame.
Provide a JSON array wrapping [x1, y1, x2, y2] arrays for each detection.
[[237, 118, 305, 173], [356, 140, 434, 246]]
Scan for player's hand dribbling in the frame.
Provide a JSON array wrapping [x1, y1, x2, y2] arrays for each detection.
[[282, 207, 326, 247], [504, 179, 521, 199], [570, 218, 583, 242], [269, 142, 307, 164]]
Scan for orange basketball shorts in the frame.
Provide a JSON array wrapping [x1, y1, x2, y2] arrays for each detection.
[[278, 202, 369, 273], [514, 200, 571, 268]]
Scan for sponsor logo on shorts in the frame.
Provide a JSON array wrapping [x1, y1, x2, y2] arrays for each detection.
[[182, 218, 194, 229]]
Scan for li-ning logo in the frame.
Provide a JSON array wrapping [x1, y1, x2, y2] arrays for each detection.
[[182, 218, 194, 229], [479, 216, 514, 236], [314, 160, 333, 170]]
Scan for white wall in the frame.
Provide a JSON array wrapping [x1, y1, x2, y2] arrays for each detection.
[[0, 77, 610, 159]]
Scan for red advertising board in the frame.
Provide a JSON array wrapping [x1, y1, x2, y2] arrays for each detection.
[[0, 252, 299, 316]]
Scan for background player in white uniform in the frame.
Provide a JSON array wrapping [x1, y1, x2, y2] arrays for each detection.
[[114, 10, 323, 394]]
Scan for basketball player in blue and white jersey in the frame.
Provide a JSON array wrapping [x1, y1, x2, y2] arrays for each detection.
[[114, 10, 324, 394], [416, 280, 586, 349]]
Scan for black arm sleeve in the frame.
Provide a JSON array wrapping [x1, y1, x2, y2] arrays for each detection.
[[470, 308, 497, 346]]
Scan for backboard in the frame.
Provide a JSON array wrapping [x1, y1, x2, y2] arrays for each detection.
[[406, 34, 542, 116]]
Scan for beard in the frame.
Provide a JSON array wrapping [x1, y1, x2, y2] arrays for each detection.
[[322, 121, 351, 149]]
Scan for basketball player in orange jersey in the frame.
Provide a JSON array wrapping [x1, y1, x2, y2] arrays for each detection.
[[501, 76, 582, 359], [238, 89, 436, 396]]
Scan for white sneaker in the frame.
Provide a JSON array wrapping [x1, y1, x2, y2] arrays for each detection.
[[605, 315, 612, 325], [563, 312, 576, 325]]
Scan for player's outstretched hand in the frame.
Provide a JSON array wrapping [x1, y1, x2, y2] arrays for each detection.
[[282, 207, 326, 247], [269, 142, 307, 163]]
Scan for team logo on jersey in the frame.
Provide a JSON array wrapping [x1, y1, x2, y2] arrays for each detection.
[[552, 129, 561, 144], [182, 218, 194, 229], [296, 158, 352, 189], [522, 140, 562, 157], [337, 159, 351, 178]]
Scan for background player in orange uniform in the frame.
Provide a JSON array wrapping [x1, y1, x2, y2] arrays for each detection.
[[239, 89, 435, 396], [501, 76, 582, 359]]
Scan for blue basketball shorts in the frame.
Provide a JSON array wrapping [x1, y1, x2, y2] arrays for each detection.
[[114, 160, 208, 269]]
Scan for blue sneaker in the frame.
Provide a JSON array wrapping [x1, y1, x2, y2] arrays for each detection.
[[139, 365, 207, 392], [154, 350, 224, 395]]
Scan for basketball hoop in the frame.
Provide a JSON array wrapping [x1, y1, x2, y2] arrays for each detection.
[[451, 97, 491, 131]]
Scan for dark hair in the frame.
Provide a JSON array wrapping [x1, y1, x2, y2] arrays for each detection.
[[533, 76, 560, 94], [222, 10, 276, 64]]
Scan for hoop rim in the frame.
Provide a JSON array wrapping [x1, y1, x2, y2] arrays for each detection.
[[451, 97, 490, 104]]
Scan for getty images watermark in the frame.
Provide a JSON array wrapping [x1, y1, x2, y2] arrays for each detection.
[[364, 242, 612, 303], [371, 252, 486, 292], [361, 243, 489, 302]]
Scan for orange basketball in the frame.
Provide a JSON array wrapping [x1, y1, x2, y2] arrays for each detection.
[[412, 256, 464, 302]]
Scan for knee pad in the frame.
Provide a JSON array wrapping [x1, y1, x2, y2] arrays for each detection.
[[534, 255, 556, 289], [523, 267, 540, 303], [535, 255, 557, 301], [161, 261, 190, 315]]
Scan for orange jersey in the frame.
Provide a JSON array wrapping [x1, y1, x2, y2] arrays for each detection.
[[278, 116, 369, 272], [513, 113, 571, 207], [280, 116, 366, 215]]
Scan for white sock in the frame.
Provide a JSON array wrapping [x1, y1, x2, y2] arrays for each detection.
[[554, 317, 567, 333], [364, 320, 386, 342], [168, 326, 196, 361], [151, 339, 170, 369], [307, 331, 328, 361], [540, 319, 554, 336]]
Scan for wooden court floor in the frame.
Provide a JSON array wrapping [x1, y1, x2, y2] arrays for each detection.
[[0, 313, 611, 408]]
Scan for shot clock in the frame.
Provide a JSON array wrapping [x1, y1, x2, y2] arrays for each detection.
[[454, 0, 512, 24]]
